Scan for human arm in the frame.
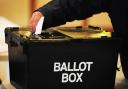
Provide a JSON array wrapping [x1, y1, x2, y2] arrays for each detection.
[[29, 0, 103, 32]]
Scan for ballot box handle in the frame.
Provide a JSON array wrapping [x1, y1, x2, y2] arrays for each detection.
[[5, 27, 30, 31]]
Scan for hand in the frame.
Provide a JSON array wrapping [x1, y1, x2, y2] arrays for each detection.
[[29, 11, 43, 32]]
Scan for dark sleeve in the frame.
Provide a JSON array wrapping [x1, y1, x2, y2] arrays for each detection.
[[37, 0, 103, 29], [107, 0, 128, 38]]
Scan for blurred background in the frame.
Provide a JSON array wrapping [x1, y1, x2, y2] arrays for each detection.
[[0, 0, 113, 29]]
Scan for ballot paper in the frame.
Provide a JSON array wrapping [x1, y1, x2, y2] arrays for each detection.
[[35, 16, 44, 35]]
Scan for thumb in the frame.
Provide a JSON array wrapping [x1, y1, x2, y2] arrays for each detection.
[[28, 11, 43, 32]]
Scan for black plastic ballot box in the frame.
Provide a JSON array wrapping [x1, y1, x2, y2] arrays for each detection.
[[5, 26, 119, 89]]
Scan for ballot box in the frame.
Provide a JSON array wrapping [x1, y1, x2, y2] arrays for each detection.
[[5, 26, 120, 89]]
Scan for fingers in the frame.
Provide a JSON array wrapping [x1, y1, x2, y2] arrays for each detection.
[[29, 11, 43, 33]]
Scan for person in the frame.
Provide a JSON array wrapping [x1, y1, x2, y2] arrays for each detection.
[[29, 0, 128, 80]]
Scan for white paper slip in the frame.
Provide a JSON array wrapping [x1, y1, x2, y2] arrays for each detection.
[[35, 16, 44, 35]]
